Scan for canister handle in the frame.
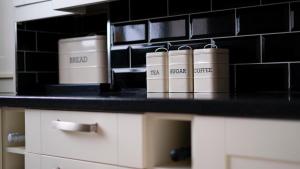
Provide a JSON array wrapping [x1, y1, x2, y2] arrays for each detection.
[[178, 45, 192, 50], [204, 44, 218, 49], [155, 47, 168, 52]]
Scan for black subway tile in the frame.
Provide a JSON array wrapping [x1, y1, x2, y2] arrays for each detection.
[[212, 0, 260, 10], [17, 72, 43, 96], [262, 0, 291, 4], [237, 4, 290, 35], [169, 0, 211, 15], [17, 30, 36, 51], [263, 33, 300, 62], [113, 72, 146, 89], [130, 0, 167, 20], [26, 16, 76, 33], [291, 2, 300, 31], [191, 10, 236, 39], [17, 52, 25, 71], [215, 36, 261, 64], [113, 21, 148, 45], [25, 52, 58, 72], [37, 72, 58, 85], [81, 14, 107, 34], [37, 33, 62, 52], [111, 47, 130, 68], [236, 64, 289, 93], [291, 63, 300, 92], [150, 16, 189, 42], [17, 22, 26, 30], [109, 0, 129, 22], [131, 44, 166, 67]]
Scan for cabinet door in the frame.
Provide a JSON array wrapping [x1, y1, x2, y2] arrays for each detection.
[[52, 0, 112, 10], [193, 116, 300, 169], [0, 0, 16, 94], [16, 0, 71, 22], [13, 0, 49, 7]]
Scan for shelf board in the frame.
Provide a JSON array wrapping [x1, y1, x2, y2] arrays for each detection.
[[6, 146, 25, 155], [154, 160, 191, 169]]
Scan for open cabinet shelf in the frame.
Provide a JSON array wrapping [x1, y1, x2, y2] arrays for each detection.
[[6, 146, 25, 155], [147, 114, 193, 169], [154, 160, 191, 169]]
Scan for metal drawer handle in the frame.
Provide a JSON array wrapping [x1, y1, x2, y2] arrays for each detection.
[[52, 120, 98, 133]]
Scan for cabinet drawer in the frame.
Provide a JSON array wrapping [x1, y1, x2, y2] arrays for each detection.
[[41, 155, 117, 169], [41, 110, 118, 165]]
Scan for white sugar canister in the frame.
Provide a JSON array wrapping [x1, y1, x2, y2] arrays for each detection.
[[193, 47, 229, 93], [59, 35, 108, 84], [168, 47, 193, 93], [146, 48, 169, 92]]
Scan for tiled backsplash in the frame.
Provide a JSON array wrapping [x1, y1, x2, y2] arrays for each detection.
[[17, 14, 107, 95], [110, 0, 300, 93]]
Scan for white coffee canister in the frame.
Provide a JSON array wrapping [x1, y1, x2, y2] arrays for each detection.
[[168, 49, 193, 93], [146, 49, 168, 92], [193, 48, 229, 93], [59, 35, 108, 84]]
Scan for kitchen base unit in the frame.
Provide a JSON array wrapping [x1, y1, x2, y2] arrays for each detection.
[[193, 116, 300, 169], [1, 107, 300, 169]]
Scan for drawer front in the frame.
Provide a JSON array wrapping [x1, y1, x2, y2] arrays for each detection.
[[25, 153, 41, 169], [41, 110, 118, 164], [41, 155, 117, 169]]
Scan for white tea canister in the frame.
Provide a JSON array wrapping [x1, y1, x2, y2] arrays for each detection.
[[168, 46, 194, 93], [193, 45, 229, 93], [146, 48, 169, 93]]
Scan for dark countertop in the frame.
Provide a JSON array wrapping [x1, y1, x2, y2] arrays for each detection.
[[0, 91, 300, 120]]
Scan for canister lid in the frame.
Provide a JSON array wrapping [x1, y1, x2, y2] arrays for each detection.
[[146, 51, 168, 58], [59, 35, 107, 44], [169, 49, 193, 56], [194, 48, 229, 55]]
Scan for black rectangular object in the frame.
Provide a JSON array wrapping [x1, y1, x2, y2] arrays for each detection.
[[237, 4, 290, 35], [262, 33, 300, 62], [215, 36, 261, 64], [235, 64, 289, 93], [191, 10, 236, 39], [111, 47, 130, 68], [150, 16, 189, 42], [291, 2, 300, 31], [169, 0, 210, 15], [109, 0, 130, 22], [291, 63, 300, 92], [113, 21, 148, 44], [212, 0, 260, 10], [130, 0, 167, 20]]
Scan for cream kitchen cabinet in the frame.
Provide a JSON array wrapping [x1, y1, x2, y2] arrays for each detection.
[[13, 0, 49, 7], [15, 0, 72, 22], [0, 0, 16, 95], [193, 116, 300, 169], [25, 109, 146, 169], [52, 0, 113, 10]]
